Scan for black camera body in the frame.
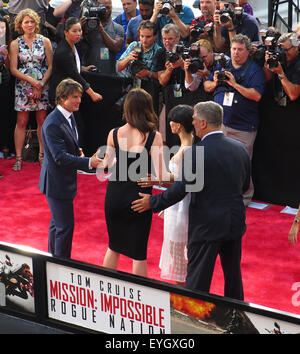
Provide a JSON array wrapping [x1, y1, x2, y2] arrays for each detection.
[[165, 50, 180, 64], [128, 46, 145, 75], [83, 5, 107, 31], [175, 43, 204, 73], [265, 36, 285, 69], [190, 19, 214, 41], [215, 53, 230, 82], [160, 0, 182, 15], [218, 4, 243, 26]]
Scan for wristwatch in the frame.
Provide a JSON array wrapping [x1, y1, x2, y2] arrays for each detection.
[[294, 218, 299, 224], [278, 73, 285, 80]]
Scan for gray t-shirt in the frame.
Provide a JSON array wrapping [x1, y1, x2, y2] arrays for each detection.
[[84, 20, 124, 76], [8, 0, 48, 14]]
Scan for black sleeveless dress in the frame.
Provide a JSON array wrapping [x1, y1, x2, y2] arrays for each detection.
[[104, 128, 155, 261]]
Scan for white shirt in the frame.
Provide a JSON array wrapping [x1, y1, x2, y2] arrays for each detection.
[[57, 104, 75, 135], [57, 105, 93, 169]]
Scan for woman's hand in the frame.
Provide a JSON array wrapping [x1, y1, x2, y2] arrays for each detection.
[[138, 173, 158, 188]]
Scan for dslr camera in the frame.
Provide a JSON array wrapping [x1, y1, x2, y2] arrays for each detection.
[[265, 36, 285, 69], [128, 45, 145, 75], [215, 53, 230, 82], [82, 1, 107, 31], [160, 0, 182, 15], [250, 29, 282, 68], [218, 4, 243, 26], [176, 43, 204, 74], [190, 19, 214, 41]]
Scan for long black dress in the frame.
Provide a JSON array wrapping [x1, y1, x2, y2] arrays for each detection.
[[104, 128, 155, 261]]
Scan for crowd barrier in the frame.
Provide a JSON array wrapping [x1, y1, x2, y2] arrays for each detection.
[[0, 241, 299, 335]]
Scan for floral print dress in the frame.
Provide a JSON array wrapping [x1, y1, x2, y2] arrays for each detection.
[[15, 35, 49, 111]]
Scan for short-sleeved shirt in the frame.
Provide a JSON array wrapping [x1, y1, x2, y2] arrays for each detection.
[[207, 58, 265, 131], [126, 14, 143, 42], [118, 40, 161, 77], [114, 10, 140, 59], [8, 0, 48, 14], [83, 20, 124, 75], [221, 13, 260, 44], [156, 5, 194, 46]]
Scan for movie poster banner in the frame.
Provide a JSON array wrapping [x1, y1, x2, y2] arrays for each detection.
[[46, 262, 171, 334], [169, 293, 300, 334], [0, 250, 35, 314]]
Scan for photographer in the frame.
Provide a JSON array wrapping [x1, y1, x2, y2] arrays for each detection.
[[80, 0, 124, 76], [204, 34, 265, 206], [189, 0, 215, 44], [213, 0, 259, 53], [154, 23, 184, 87], [264, 32, 300, 102], [126, 0, 154, 45], [185, 38, 221, 91], [117, 20, 161, 112], [114, 0, 140, 59], [150, 0, 194, 46]]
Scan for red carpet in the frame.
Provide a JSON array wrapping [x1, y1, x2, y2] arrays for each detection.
[[1, 158, 300, 316]]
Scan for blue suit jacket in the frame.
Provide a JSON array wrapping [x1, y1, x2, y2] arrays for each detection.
[[38, 107, 90, 200], [150, 133, 251, 244]]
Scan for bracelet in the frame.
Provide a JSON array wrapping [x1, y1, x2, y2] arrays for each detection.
[[278, 73, 285, 80], [40, 81, 45, 87], [228, 27, 236, 32]]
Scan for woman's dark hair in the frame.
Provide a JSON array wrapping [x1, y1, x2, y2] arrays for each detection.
[[0, 16, 11, 45], [64, 16, 81, 32], [168, 104, 194, 134], [123, 88, 158, 140]]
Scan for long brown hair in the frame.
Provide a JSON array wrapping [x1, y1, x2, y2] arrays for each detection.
[[123, 88, 158, 140]]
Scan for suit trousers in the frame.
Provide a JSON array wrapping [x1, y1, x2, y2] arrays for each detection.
[[186, 238, 244, 301], [46, 196, 74, 258], [222, 125, 257, 206]]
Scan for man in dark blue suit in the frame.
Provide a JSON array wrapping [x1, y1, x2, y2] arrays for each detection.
[[39, 78, 100, 258], [132, 101, 250, 300]]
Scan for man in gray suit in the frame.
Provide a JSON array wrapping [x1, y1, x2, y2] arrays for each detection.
[[132, 101, 250, 300], [39, 78, 100, 258]]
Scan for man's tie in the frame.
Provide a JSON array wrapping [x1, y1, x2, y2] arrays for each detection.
[[70, 113, 78, 141]]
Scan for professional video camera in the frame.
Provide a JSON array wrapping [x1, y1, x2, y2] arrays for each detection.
[[190, 19, 214, 41], [215, 53, 230, 82], [160, 0, 183, 15], [128, 44, 145, 75], [82, 0, 107, 31], [218, 4, 243, 26], [175, 43, 204, 73]]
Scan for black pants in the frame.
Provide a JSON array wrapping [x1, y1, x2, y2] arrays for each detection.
[[186, 238, 244, 301]]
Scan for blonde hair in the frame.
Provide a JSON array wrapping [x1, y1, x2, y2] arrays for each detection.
[[196, 39, 213, 52], [14, 9, 40, 35]]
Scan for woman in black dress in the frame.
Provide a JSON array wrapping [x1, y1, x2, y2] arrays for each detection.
[[99, 88, 167, 277]]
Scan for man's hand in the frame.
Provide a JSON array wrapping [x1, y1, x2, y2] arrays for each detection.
[[90, 153, 102, 168], [223, 70, 237, 87], [131, 193, 151, 213]]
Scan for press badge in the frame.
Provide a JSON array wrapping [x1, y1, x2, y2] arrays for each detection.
[[100, 47, 110, 60], [173, 84, 182, 98], [223, 92, 234, 106]]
